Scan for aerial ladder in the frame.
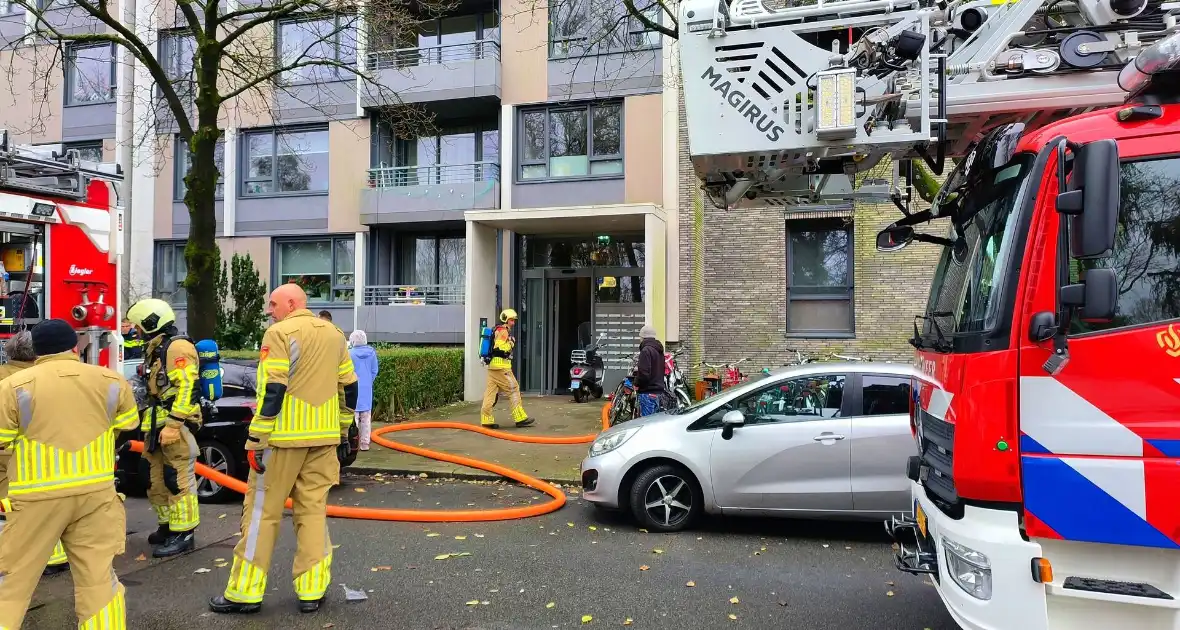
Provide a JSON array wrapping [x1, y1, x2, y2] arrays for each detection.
[[678, 0, 1180, 209]]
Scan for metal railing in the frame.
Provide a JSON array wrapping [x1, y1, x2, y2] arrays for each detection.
[[367, 162, 499, 189], [363, 284, 464, 306], [366, 39, 501, 72]]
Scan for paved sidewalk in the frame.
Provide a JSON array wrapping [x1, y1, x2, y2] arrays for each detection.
[[352, 395, 606, 483]]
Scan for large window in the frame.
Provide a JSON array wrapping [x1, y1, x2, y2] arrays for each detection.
[[154, 241, 188, 306], [373, 120, 499, 186], [65, 142, 104, 163], [1070, 155, 1180, 334], [397, 235, 466, 288], [696, 374, 847, 429], [518, 102, 622, 181], [278, 15, 357, 84], [65, 43, 114, 106], [175, 137, 226, 200], [241, 127, 329, 196], [275, 237, 354, 303], [159, 31, 196, 98], [786, 218, 854, 336], [548, 0, 660, 57]]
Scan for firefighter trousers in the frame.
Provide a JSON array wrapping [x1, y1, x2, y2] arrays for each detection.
[[480, 369, 528, 426], [0, 488, 127, 629], [0, 459, 67, 568], [145, 425, 200, 532], [223, 445, 337, 605]]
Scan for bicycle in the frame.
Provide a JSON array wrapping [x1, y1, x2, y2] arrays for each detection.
[[694, 358, 750, 399], [782, 348, 866, 366], [608, 351, 641, 427]]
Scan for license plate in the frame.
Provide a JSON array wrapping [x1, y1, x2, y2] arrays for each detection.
[[916, 502, 928, 539], [570, 380, 581, 389]]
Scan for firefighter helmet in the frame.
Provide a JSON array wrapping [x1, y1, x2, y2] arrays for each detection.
[[499, 308, 518, 323], [126, 298, 176, 335]]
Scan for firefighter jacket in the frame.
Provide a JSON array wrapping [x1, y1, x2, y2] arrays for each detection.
[[123, 330, 145, 361], [0, 359, 32, 496], [251, 309, 359, 449], [488, 326, 514, 371], [140, 334, 201, 432], [0, 360, 33, 381], [0, 352, 139, 501]]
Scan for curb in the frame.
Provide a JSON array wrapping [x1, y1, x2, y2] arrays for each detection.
[[343, 466, 582, 486]]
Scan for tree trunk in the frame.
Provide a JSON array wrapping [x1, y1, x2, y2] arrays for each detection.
[[183, 125, 221, 341]]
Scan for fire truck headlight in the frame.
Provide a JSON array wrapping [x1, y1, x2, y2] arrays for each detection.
[[943, 536, 993, 600], [815, 67, 857, 141]]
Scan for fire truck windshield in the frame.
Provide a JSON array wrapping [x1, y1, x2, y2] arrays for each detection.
[[920, 152, 1036, 348]]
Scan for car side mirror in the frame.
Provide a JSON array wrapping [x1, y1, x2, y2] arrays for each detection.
[[720, 410, 745, 441], [1060, 267, 1118, 323], [876, 224, 914, 252], [1056, 139, 1119, 259]]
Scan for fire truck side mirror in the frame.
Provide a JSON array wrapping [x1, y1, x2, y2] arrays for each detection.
[[876, 225, 914, 252], [1055, 139, 1120, 260], [1060, 267, 1118, 324]]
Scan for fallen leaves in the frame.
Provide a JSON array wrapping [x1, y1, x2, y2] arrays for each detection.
[[370, 566, 393, 572], [686, 581, 696, 587], [886, 591, 895, 597], [135, 553, 146, 562], [639, 565, 650, 571], [638, 529, 648, 533], [728, 613, 738, 621], [652, 549, 665, 554], [624, 619, 633, 626], [546, 602, 556, 609], [455, 535, 467, 540], [354, 488, 367, 493], [474, 533, 485, 538], [218, 513, 227, 519], [588, 526, 598, 531], [568, 522, 575, 527], [466, 600, 480, 606], [434, 552, 472, 561], [193, 568, 211, 574], [729, 596, 740, 604], [426, 533, 441, 538], [581, 615, 593, 624]]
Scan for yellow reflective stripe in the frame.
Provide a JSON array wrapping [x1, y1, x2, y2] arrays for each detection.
[[170, 493, 200, 531], [152, 503, 170, 525], [224, 557, 268, 604], [114, 407, 139, 431], [337, 359, 354, 377], [8, 431, 117, 496], [249, 416, 275, 435], [0, 428, 16, 446], [47, 540, 67, 566], [167, 366, 200, 415], [266, 394, 345, 442], [79, 582, 126, 630], [293, 551, 333, 601]]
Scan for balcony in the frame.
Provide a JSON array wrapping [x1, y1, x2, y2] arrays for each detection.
[[359, 40, 501, 108], [360, 162, 501, 224], [356, 284, 465, 343]]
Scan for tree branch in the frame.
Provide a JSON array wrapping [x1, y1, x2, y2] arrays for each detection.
[[622, 0, 677, 40]]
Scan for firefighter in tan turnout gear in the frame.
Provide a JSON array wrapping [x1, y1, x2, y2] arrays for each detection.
[[210, 282, 358, 615], [0, 319, 141, 628], [127, 298, 203, 558], [0, 331, 70, 577], [480, 308, 534, 428]]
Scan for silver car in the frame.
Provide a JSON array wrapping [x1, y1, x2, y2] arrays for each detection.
[[580, 362, 919, 532]]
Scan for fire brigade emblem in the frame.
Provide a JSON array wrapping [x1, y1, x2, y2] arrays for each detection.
[[259, 346, 270, 361], [1157, 324, 1180, 358], [174, 357, 186, 369]]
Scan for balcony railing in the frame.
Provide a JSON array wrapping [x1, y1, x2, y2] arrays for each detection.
[[367, 162, 500, 189], [366, 40, 501, 71], [364, 284, 465, 306]]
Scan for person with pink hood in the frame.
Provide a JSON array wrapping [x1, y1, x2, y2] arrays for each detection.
[[348, 330, 379, 450]]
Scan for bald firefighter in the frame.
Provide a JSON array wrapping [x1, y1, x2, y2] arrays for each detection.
[[480, 308, 535, 429], [0, 319, 141, 628], [210, 283, 358, 615], [0, 331, 69, 577], [127, 298, 202, 558]]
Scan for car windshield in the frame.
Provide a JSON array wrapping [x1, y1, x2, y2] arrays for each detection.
[[669, 371, 774, 415], [922, 152, 1035, 341]]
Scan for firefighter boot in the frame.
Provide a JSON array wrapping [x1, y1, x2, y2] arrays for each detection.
[[147, 523, 171, 545], [153, 529, 196, 558], [300, 597, 326, 613], [208, 595, 262, 615]]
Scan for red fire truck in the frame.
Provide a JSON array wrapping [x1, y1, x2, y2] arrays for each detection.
[[0, 131, 123, 370], [880, 34, 1180, 629]]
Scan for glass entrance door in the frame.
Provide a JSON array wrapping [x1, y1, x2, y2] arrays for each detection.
[[521, 275, 546, 392]]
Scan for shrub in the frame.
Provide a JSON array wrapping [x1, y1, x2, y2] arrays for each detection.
[[214, 253, 267, 350], [220, 346, 464, 420]]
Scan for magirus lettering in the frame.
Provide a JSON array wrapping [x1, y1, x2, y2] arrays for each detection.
[[702, 66, 785, 142]]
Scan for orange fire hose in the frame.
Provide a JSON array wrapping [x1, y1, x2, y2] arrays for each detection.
[[127, 403, 612, 523]]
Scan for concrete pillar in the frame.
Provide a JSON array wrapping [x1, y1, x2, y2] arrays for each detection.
[[661, 38, 680, 342], [464, 220, 497, 401], [222, 128, 238, 237], [644, 212, 667, 340], [127, 0, 159, 306], [353, 230, 366, 330]]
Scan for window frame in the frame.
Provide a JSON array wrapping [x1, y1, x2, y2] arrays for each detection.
[[516, 101, 624, 183], [0, 0, 24, 15], [394, 233, 467, 288], [64, 141, 105, 164], [64, 42, 116, 107], [854, 373, 913, 417], [157, 29, 196, 105], [153, 240, 189, 307], [275, 13, 358, 85], [239, 125, 331, 198], [174, 136, 226, 201], [272, 236, 356, 305], [785, 217, 856, 339], [547, 0, 662, 58]]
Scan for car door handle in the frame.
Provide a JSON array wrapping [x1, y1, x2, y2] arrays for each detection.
[[813, 434, 846, 442]]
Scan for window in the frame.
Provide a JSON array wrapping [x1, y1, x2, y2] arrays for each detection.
[[397, 235, 466, 289], [518, 102, 622, 180], [160, 31, 196, 99], [548, 0, 661, 57], [786, 218, 854, 336], [0, 0, 23, 15], [375, 121, 500, 185], [278, 15, 357, 84], [697, 374, 847, 429], [275, 237, 354, 303], [241, 127, 329, 196], [175, 137, 226, 200], [1070, 155, 1180, 334], [65, 43, 115, 106], [860, 375, 911, 416], [154, 241, 188, 306], [65, 142, 104, 163]]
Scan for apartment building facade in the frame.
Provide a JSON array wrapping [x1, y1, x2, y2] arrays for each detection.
[[0, 0, 934, 402]]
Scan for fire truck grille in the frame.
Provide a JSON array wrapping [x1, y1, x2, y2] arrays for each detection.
[[916, 407, 958, 505]]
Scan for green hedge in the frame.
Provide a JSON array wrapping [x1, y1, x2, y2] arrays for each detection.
[[222, 346, 463, 421]]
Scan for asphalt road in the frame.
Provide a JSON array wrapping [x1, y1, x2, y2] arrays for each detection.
[[24, 474, 958, 629]]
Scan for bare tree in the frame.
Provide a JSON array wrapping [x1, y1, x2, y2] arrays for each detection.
[[5, 0, 454, 339]]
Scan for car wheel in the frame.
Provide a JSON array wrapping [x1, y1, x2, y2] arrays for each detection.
[[196, 440, 239, 504], [628, 464, 701, 533]]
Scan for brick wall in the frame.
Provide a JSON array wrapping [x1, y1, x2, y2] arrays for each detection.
[[676, 96, 944, 372]]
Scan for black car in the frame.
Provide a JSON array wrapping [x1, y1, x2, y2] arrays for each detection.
[[115, 358, 360, 503]]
